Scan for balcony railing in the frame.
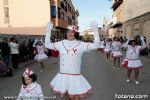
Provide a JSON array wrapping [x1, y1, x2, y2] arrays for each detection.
[[111, 0, 123, 11]]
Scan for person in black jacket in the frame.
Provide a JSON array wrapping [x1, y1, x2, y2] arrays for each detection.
[[0, 37, 10, 67]]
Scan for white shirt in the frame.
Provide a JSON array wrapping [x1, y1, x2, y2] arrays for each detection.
[[45, 29, 100, 74], [9, 42, 19, 54], [36, 46, 45, 55], [126, 45, 142, 59], [112, 41, 121, 51], [46, 39, 100, 74], [100, 40, 105, 48], [105, 42, 111, 49], [17, 82, 44, 100]]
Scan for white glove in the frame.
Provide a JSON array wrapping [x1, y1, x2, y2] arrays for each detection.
[[35, 39, 38, 42], [47, 21, 53, 32], [33, 39, 38, 47], [90, 21, 98, 31], [140, 36, 144, 40], [45, 21, 53, 48]]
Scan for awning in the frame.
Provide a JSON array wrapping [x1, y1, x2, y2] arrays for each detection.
[[112, 22, 122, 28]]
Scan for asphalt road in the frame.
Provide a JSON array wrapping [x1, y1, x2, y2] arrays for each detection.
[[0, 50, 150, 100]]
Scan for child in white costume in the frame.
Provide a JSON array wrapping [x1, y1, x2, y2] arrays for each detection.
[[122, 36, 146, 85], [17, 68, 44, 100], [104, 38, 112, 61], [45, 21, 100, 100], [33, 39, 48, 72], [99, 39, 105, 53], [111, 37, 122, 69]]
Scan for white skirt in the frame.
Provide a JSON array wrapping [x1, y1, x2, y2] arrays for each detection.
[[104, 48, 111, 53], [100, 45, 105, 49], [49, 73, 92, 98], [122, 58, 143, 70], [112, 51, 122, 57], [34, 54, 48, 62]]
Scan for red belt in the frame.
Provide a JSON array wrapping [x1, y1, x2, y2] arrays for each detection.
[[127, 59, 139, 61], [59, 72, 80, 76]]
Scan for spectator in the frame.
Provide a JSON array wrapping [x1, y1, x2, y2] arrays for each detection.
[[9, 38, 19, 69], [28, 39, 34, 59], [0, 37, 10, 66], [19, 40, 28, 62]]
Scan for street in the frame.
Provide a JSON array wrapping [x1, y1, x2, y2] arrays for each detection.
[[0, 50, 150, 100]]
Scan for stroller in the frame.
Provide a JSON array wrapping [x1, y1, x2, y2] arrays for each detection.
[[0, 57, 13, 77]]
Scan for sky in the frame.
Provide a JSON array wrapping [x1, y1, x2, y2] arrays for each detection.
[[72, 0, 112, 32]]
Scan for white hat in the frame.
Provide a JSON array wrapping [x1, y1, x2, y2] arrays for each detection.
[[23, 68, 33, 77], [67, 25, 79, 32]]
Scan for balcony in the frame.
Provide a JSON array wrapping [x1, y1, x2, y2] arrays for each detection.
[[112, 21, 122, 28], [111, 0, 123, 11], [111, 17, 123, 28]]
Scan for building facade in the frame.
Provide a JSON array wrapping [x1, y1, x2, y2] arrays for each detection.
[[0, 0, 51, 37], [50, 0, 79, 40], [110, 0, 150, 44], [102, 16, 112, 38], [123, 0, 150, 44], [111, 0, 124, 37]]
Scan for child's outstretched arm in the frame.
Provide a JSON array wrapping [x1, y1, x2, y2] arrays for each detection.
[[33, 39, 38, 47]]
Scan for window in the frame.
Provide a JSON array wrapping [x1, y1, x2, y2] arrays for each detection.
[[61, 0, 67, 11], [4, 7, 9, 23], [3, 0, 8, 5], [58, 8, 61, 19], [51, 5, 56, 18], [61, 3, 64, 9], [64, 1, 67, 12], [68, 17, 72, 25], [68, 4, 70, 12], [61, 12, 64, 20]]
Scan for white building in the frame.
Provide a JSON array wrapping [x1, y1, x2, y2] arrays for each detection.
[[0, 0, 51, 36]]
